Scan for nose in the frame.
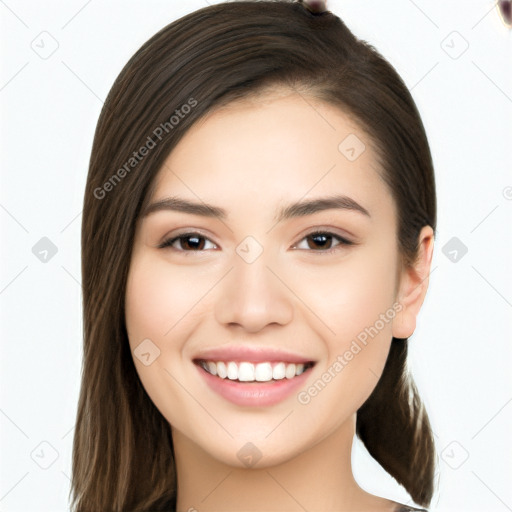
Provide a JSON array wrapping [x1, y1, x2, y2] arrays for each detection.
[[214, 256, 294, 333]]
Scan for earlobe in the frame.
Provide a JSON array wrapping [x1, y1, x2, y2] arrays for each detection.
[[392, 226, 434, 340]]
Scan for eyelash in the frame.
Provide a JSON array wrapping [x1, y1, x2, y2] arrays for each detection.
[[157, 230, 354, 254]]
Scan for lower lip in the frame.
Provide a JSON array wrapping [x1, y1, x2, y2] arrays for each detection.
[[195, 363, 314, 407]]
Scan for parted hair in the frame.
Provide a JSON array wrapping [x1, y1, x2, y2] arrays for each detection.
[[72, 1, 437, 510]]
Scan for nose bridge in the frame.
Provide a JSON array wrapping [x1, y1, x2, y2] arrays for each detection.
[[214, 246, 294, 332]]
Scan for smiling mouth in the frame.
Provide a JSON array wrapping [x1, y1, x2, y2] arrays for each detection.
[[194, 359, 316, 383]]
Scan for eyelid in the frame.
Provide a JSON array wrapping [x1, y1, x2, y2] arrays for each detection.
[[157, 229, 219, 251], [292, 224, 355, 244], [291, 229, 355, 252], [158, 227, 355, 253]]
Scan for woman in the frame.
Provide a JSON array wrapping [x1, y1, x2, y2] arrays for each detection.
[[71, 1, 437, 510]]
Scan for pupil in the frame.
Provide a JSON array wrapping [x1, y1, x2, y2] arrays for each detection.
[[309, 234, 331, 249], [184, 236, 204, 250], [180, 235, 334, 251]]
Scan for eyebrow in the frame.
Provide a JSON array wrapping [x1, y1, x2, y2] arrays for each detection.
[[142, 194, 371, 221]]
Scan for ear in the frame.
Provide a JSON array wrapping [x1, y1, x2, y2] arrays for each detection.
[[392, 225, 435, 339]]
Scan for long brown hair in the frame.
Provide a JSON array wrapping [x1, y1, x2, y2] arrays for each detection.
[[72, 1, 437, 510]]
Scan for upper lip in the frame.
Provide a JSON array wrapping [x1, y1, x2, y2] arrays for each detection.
[[192, 346, 316, 364]]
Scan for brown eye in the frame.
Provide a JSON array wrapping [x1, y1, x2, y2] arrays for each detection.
[[178, 235, 205, 250], [306, 233, 334, 250], [294, 231, 353, 252], [159, 233, 217, 251]]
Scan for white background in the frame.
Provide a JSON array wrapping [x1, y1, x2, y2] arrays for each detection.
[[1, 1, 511, 511]]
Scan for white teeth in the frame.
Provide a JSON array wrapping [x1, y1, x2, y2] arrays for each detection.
[[206, 361, 217, 376], [227, 361, 238, 380], [285, 363, 296, 379], [200, 360, 311, 381], [238, 362, 255, 382], [255, 362, 273, 382], [272, 362, 286, 380], [216, 361, 227, 379]]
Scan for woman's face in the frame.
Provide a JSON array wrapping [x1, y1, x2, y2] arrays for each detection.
[[125, 88, 404, 467]]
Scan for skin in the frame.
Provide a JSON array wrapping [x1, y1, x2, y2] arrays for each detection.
[[125, 87, 434, 512]]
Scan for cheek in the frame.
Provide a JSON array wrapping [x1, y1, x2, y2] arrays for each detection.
[[288, 246, 397, 412], [290, 245, 398, 344], [125, 255, 207, 344], [125, 267, 170, 344], [337, 256, 396, 344], [124, 254, 222, 390], [124, 255, 204, 426]]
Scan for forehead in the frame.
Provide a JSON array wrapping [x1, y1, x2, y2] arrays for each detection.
[[149, 90, 392, 220]]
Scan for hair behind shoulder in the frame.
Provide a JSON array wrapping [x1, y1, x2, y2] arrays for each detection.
[[357, 339, 436, 506]]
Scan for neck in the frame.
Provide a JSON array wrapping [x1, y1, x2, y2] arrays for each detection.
[[172, 414, 389, 512]]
